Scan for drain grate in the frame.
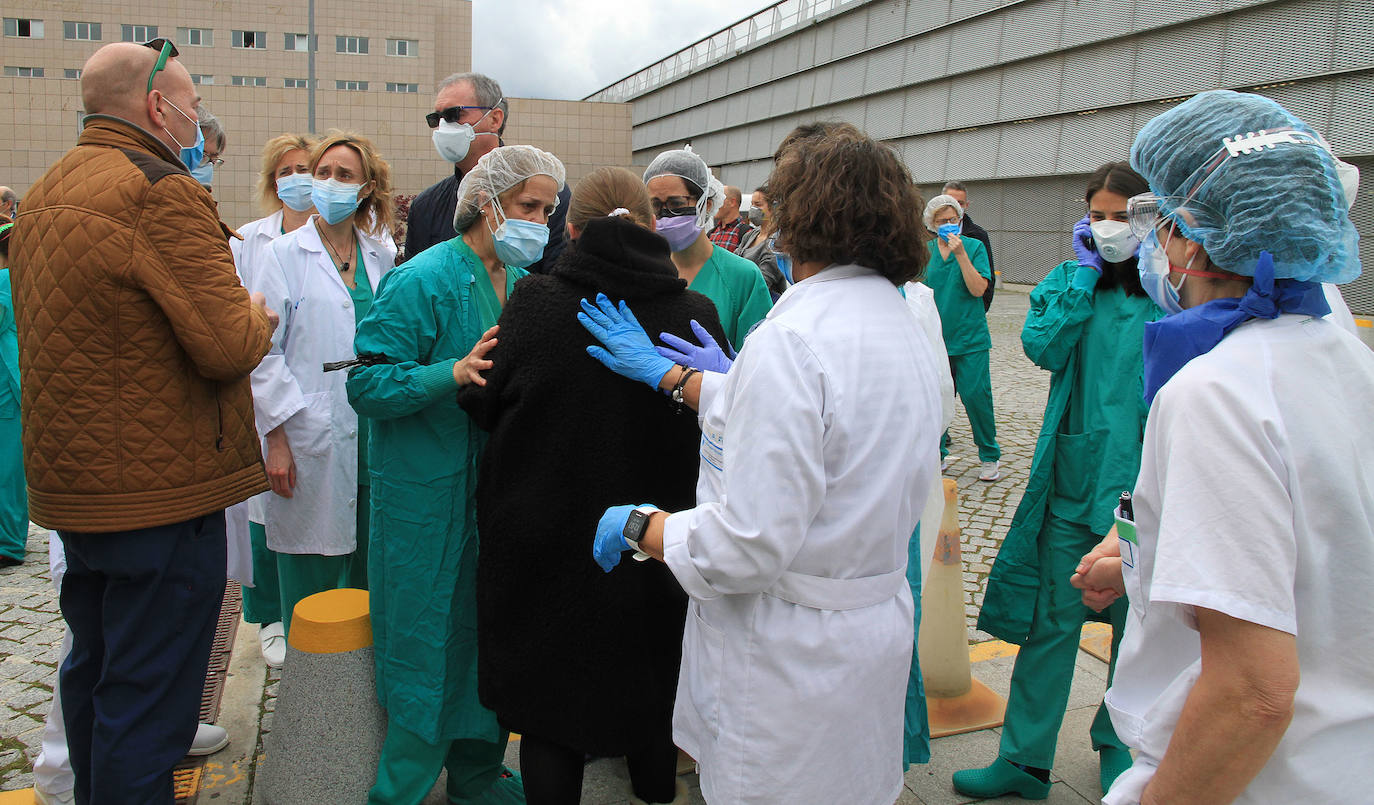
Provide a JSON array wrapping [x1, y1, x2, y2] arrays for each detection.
[[172, 580, 242, 805]]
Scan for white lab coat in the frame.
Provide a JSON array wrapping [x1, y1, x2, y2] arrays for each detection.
[[253, 218, 394, 555], [903, 280, 956, 578], [662, 264, 944, 805]]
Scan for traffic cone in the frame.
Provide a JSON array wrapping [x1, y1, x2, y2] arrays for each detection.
[[918, 478, 1006, 737]]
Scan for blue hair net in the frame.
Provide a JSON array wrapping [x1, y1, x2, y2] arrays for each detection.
[[1130, 90, 1359, 283]]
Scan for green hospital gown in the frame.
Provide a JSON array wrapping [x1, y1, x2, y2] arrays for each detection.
[[0, 268, 25, 562], [346, 237, 526, 744], [688, 245, 772, 349]]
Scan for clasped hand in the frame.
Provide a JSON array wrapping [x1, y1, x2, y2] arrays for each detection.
[[1069, 530, 1125, 611]]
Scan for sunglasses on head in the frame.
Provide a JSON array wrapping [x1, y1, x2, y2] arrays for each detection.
[[143, 37, 180, 94], [425, 104, 495, 129]]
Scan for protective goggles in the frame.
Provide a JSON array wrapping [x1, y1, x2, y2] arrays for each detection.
[[143, 38, 179, 94], [425, 102, 497, 129]]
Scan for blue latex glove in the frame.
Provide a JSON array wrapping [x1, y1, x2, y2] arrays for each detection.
[[593, 503, 649, 572], [578, 293, 676, 390], [656, 319, 735, 374], [1072, 216, 1104, 274]]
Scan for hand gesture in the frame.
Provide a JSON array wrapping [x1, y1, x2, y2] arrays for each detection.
[[577, 293, 675, 390], [1069, 533, 1125, 611], [453, 325, 499, 387], [946, 232, 966, 256], [1072, 216, 1104, 274], [656, 319, 734, 374], [251, 291, 281, 334]]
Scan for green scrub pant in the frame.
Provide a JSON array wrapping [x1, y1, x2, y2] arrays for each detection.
[[241, 521, 282, 625], [367, 718, 513, 805], [903, 521, 930, 768], [999, 512, 1126, 769], [944, 350, 1001, 463], [0, 412, 27, 563], [276, 485, 370, 635]]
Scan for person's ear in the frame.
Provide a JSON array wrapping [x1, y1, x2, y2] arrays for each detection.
[[566, 222, 578, 241], [486, 107, 504, 134]]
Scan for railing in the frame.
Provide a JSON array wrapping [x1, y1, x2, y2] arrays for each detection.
[[583, 0, 866, 103]]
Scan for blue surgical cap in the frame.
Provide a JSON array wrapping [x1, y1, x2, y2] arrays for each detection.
[[1130, 90, 1360, 283]]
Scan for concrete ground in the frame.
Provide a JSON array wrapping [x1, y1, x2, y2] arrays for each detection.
[[0, 287, 1117, 804]]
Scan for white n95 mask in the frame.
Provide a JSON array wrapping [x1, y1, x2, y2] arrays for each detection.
[[432, 120, 477, 164], [1089, 219, 1140, 263]]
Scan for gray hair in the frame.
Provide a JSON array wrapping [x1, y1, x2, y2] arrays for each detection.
[[197, 106, 226, 151], [437, 72, 508, 136], [0, 187, 15, 205], [942, 180, 967, 193]]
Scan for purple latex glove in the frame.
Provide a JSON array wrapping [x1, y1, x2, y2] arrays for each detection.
[[1072, 216, 1104, 274], [656, 319, 735, 374]]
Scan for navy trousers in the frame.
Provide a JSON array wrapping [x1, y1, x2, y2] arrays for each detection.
[[58, 512, 226, 805]]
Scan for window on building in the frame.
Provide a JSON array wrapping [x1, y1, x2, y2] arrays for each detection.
[[63, 21, 100, 41], [231, 75, 266, 87], [284, 78, 311, 89], [336, 79, 368, 91], [232, 30, 265, 49], [284, 33, 312, 51], [335, 36, 368, 55], [386, 82, 418, 93], [386, 39, 417, 57], [177, 27, 212, 47], [4, 18, 44, 38], [64, 68, 82, 79], [122, 24, 157, 42], [191, 74, 214, 85], [3, 66, 44, 77]]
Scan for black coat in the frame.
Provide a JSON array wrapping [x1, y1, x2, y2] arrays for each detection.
[[960, 212, 996, 310], [457, 216, 727, 754], [404, 164, 570, 274]]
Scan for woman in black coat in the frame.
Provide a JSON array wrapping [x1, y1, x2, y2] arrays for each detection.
[[457, 166, 726, 805]]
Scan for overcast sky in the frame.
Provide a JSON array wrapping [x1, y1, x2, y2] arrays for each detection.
[[472, 0, 776, 101]]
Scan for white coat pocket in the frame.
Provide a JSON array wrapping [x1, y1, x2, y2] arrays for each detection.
[[281, 391, 332, 457], [684, 603, 726, 739]]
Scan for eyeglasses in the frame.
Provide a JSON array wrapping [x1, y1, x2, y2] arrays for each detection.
[[201, 155, 225, 168], [142, 38, 179, 94], [651, 198, 698, 218], [425, 104, 494, 129]]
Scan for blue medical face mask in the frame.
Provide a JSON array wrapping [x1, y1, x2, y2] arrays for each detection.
[[1136, 228, 1186, 315], [190, 161, 213, 185], [488, 200, 549, 268], [937, 222, 961, 242], [276, 173, 315, 212], [160, 98, 204, 173], [311, 178, 364, 225]]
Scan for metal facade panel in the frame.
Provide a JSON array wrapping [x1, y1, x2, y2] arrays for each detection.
[[748, 49, 774, 87], [866, 0, 910, 50], [725, 129, 750, 163], [689, 73, 709, 107], [831, 9, 869, 60], [794, 71, 818, 108], [1345, 157, 1374, 315], [961, 178, 1005, 230], [903, 30, 952, 85], [707, 65, 729, 100], [1062, 42, 1138, 112], [1222, 0, 1338, 87], [1059, 0, 1135, 49], [998, 56, 1064, 121], [768, 76, 802, 119], [901, 80, 952, 136], [944, 127, 1002, 180], [1327, 73, 1374, 156], [899, 136, 951, 184], [725, 94, 750, 128], [950, 0, 1006, 22], [1249, 82, 1334, 138], [707, 97, 729, 132], [1131, 0, 1221, 35], [832, 59, 866, 101], [794, 27, 818, 71], [904, 0, 951, 36], [747, 122, 779, 161], [864, 92, 906, 140], [1055, 107, 1136, 174], [864, 44, 908, 95], [997, 116, 1062, 177], [998, 0, 1064, 63], [727, 59, 750, 94], [813, 65, 836, 106], [946, 69, 1003, 129], [771, 35, 802, 78], [1130, 22, 1224, 101], [1336, 0, 1374, 72], [947, 13, 1004, 74], [813, 22, 835, 64]]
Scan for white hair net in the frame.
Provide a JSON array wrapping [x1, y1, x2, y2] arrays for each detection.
[[922, 194, 963, 233], [453, 144, 567, 234], [642, 145, 724, 230]]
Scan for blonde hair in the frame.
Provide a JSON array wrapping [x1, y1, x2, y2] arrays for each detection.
[[256, 133, 317, 215], [567, 167, 654, 232], [308, 130, 395, 237]]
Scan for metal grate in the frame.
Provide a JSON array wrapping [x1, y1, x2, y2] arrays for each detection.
[[1342, 156, 1374, 316]]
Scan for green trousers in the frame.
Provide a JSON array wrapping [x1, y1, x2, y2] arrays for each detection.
[[903, 521, 930, 768], [241, 521, 282, 625], [276, 486, 370, 635], [944, 350, 1000, 462], [368, 717, 514, 805], [1000, 512, 1126, 769], [0, 411, 27, 562]]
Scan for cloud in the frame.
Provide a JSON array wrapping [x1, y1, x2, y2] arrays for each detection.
[[473, 0, 776, 101]]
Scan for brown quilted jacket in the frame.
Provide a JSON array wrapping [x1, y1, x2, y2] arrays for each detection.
[[10, 116, 272, 532]]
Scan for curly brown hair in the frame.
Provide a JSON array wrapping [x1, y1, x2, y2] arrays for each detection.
[[769, 122, 928, 285]]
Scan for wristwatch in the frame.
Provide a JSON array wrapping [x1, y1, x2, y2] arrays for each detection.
[[622, 505, 659, 561]]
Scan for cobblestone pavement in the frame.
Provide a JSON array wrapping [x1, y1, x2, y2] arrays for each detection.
[[0, 287, 1050, 797]]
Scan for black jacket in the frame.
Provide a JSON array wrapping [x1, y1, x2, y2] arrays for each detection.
[[404, 164, 571, 273], [960, 213, 995, 310], [457, 217, 727, 754]]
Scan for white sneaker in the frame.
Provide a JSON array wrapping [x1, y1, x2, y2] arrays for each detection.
[[34, 788, 76, 805], [188, 723, 229, 757], [941, 455, 959, 473], [259, 621, 286, 669], [978, 461, 1001, 482]]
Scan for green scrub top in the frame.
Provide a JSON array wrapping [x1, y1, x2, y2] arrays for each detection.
[[0, 268, 26, 562], [347, 242, 374, 487], [925, 237, 992, 355], [345, 236, 525, 745], [688, 245, 772, 349]]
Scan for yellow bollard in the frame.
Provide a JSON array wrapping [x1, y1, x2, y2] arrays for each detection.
[[918, 479, 1007, 737]]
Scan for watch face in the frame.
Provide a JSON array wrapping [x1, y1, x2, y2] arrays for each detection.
[[623, 509, 650, 541]]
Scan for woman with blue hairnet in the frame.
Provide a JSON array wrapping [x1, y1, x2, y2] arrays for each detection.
[[954, 162, 1161, 800], [346, 144, 565, 804], [1068, 90, 1374, 804], [642, 146, 772, 348]]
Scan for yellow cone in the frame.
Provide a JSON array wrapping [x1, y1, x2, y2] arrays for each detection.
[[918, 479, 1006, 737]]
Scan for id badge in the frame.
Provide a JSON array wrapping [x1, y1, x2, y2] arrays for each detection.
[[1114, 506, 1138, 569]]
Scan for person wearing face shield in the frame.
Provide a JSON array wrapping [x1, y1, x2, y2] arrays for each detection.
[[407, 72, 570, 272], [346, 144, 565, 805], [643, 146, 772, 348], [1066, 90, 1374, 805], [952, 163, 1161, 801], [922, 194, 1001, 482]]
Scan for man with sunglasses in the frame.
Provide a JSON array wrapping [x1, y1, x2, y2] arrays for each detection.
[[406, 72, 570, 272], [9, 40, 277, 804]]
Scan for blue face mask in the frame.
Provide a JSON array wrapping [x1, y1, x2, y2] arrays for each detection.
[[311, 178, 364, 226], [161, 98, 204, 173], [937, 222, 961, 242], [276, 173, 315, 212], [190, 161, 213, 185], [1137, 229, 1185, 315], [488, 200, 549, 268]]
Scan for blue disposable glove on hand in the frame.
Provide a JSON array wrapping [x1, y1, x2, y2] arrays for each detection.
[[578, 293, 676, 390], [1072, 216, 1104, 275], [656, 319, 735, 374], [593, 503, 649, 573]]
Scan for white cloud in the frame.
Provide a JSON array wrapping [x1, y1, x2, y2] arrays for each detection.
[[472, 0, 777, 100]]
